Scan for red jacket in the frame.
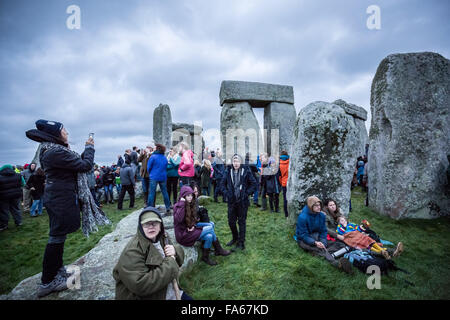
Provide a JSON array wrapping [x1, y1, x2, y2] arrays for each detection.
[[279, 158, 289, 187]]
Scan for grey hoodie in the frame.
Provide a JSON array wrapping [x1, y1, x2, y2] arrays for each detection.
[[120, 163, 135, 186]]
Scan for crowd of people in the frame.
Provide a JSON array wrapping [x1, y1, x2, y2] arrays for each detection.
[[1, 119, 402, 300]]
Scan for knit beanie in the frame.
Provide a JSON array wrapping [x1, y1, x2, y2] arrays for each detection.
[[36, 119, 64, 137]]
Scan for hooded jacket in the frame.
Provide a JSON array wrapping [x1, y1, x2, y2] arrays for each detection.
[[113, 208, 184, 300], [166, 154, 181, 178], [0, 165, 24, 200], [119, 163, 135, 186], [25, 127, 95, 236], [178, 149, 194, 178], [173, 186, 203, 247], [295, 196, 328, 247], [102, 168, 116, 186], [278, 155, 289, 187], [26, 172, 46, 200]]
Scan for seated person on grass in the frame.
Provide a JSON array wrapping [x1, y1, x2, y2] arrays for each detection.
[[336, 216, 404, 260], [295, 196, 353, 274]]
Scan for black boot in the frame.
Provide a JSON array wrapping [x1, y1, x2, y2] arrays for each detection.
[[226, 238, 238, 246], [201, 247, 217, 266], [213, 239, 231, 256], [143, 192, 149, 206], [261, 197, 267, 211], [235, 241, 245, 250]]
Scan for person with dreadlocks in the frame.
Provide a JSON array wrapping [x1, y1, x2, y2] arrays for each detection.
[[173, 185, 231, 266], [26, 119, 110, 298]]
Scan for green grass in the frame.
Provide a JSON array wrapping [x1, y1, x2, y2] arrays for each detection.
[[1, 188, 450, 299], [181, 187, 450, 300], [0, 195, 148, 295]]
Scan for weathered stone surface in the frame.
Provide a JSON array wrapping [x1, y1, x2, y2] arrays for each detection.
[[220, 80, 294, 106], [368, 52, 450, 219], [264, 102, 297, 156], [286, 101, 360, 225], [333, 99, 368, 121], [153, 103, 172, 150], [31, 144, 42, 168], [220, 102, 263, 163], [333, 99, 369, 158], [171, 122, 203, 158], [0, 206, 199, 300]]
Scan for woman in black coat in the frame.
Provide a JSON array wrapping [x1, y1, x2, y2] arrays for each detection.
[[26, 167, 46, 217], [26, 119, 95, 298]]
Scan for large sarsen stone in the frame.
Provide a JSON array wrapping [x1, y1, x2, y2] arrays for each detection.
[[286, 101, 360, 225], [368, 52, 450, 219]]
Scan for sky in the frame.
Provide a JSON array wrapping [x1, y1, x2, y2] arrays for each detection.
[[1, 0, 449, 166]]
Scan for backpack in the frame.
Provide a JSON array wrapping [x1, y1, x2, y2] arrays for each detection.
[[198, 206, 210, 223], [345, 250, 409, 276]]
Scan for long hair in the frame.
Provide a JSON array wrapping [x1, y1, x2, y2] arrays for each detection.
[[184, 192, 198, 228], [203, 159, 211, 170], [324, 198, 341, 220]]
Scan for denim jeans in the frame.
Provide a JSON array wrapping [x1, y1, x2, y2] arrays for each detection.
[[196, 222, 217, 249], [142, 177, 150, 193], [115, 184, 122, 194], [147, 180, 171, 209], [30, 198, 43, 216], [104, 185, 114, 202]]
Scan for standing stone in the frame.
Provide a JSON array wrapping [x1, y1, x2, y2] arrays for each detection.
[[31, 144, 42, 168], [220, 102, 262, 163], [264, 102, 297, 157], [153, 104, 172, 150], [220, 80, 294, 106], [286, 101, 360, 225], [369, 52, 450, 219], [172, 122, 203, 158], [333, 99, 368, 158]]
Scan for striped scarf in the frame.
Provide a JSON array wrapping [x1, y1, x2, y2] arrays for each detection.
[[40, 142, 111, 237]]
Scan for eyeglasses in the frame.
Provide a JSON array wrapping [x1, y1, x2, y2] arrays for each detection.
[[142, 221, 160, 228]]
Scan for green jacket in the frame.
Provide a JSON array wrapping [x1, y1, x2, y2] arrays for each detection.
[[112, 210, 185, 300]]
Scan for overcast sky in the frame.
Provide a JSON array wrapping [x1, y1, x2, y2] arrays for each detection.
[[1, 0, 449, 166]]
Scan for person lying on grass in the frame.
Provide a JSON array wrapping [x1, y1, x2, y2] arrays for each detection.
[[295, 196, 354, 274], [336, 216, 404, 259], [173, 185, 231, 266]]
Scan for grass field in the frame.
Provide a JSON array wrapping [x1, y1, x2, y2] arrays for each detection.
[[1, 187, 450, 299]]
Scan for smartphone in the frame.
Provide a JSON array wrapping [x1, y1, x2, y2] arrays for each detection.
[[89, 133, 94, 139]]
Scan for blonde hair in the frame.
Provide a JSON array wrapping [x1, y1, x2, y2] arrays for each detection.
[[194, 159, 201, 166], [203, 159, 211, 169]]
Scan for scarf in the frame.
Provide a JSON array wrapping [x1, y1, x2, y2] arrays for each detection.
[[40, 142, 111, 237]]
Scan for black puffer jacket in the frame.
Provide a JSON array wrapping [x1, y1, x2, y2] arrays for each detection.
[[26, 173, 46, 200], [26, 128, 95, 236], [0, 165, 23, 200]]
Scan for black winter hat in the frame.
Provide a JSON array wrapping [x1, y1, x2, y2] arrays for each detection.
[[36, 119, 64, 137]]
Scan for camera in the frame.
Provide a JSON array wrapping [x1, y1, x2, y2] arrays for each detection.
[[89, 133, 94, 139]]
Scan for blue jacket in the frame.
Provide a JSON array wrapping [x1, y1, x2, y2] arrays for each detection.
[[166, 155, 181, 178], [295, 205, 328, 247], [147, 151, 168, 182]]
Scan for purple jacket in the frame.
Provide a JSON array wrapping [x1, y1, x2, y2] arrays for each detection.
[[173, 185, 202, 247]]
